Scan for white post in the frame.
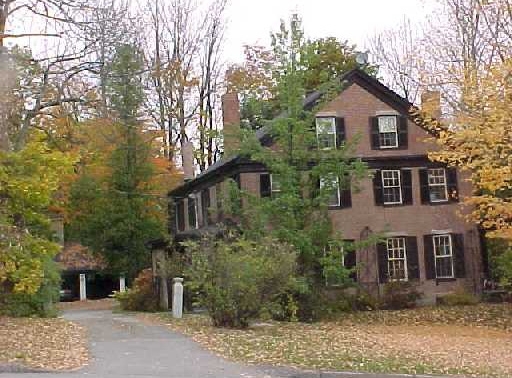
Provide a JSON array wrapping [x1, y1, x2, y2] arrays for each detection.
[[79, 273, 87, 301], [172, 277, 184, 318], [119, 275, 126, 292]]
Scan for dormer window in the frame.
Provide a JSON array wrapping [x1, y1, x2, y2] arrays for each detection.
[[315, 117, 345, 150], [378, 116, 398, 148]]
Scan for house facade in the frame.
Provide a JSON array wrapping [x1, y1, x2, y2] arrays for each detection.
[[168, 69, 485, 303]]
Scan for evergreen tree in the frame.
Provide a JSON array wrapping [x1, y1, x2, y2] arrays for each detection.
[[67, 44, 164, 279]]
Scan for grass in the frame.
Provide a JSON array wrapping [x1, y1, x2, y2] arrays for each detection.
[[0, 316, 88, 371], [143, 303, 512, 378]]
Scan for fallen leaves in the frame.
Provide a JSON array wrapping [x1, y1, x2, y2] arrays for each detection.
[[143, 303, 512, 378], [0, 316, 88, 371]]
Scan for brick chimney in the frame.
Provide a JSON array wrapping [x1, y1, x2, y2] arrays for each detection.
[[221, 91, 240, 157], [421, 90, 441, 120], [181, 141, 195, 181]]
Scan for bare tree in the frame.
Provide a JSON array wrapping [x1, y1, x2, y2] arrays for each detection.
[[369, 17, 423, 103]]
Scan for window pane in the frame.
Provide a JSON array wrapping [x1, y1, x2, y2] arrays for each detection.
[[378, 116, 397, 132], [379, 132, 398, 148]]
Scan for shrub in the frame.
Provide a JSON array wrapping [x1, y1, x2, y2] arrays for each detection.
[[114, 268, 160, 312], [379, 281, 422, 310], [0, 257, 60, 317], [438, 289, 479, 306], [184, 232, 297, 328]]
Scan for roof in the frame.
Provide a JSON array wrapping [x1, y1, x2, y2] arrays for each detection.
[[56, 243, 107, 272], [169, 68, 415, 198]]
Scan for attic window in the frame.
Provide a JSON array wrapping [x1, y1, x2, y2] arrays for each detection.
[[378, 116, 398, 148], [316, 117, 336, 149]]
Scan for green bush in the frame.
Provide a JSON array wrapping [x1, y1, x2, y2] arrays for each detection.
[[438, 289, 479, 306], [114, 268, 160, 312], [487, 238, 512, 290], [184, 232, 297, 328], [379, 281, 422, 310], [0, 258, 60, 317]]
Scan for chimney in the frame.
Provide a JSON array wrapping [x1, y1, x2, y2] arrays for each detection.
[[421, 90, 441, 120], [222, 91, 240, 157], [182, 141, 195, 180]]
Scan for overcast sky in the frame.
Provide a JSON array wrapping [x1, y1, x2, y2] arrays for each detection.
[[223, 0, 434, 64]]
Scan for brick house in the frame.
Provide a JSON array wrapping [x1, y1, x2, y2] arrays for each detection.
[[168, 69, 485, 303]]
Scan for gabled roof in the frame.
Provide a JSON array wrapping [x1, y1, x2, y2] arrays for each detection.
[[169, 68, 415, 198]]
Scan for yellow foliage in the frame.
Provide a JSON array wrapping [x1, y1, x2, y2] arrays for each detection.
[[420, 59, 512, 240]]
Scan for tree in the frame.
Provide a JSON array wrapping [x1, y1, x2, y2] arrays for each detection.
[[416, 59, 512, 241], [227, 25, 376, 130], [66, 44, 166, 279], [222, 15, 372, 320], [0, 137, 74, 315]]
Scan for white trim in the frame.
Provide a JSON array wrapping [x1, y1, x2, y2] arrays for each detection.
[[270, 174, 281, 196], [432, 229, 453, 234], [381, 169, 402, 205], [375, 110, 400, 116]]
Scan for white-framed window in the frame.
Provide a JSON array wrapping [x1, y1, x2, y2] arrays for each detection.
[[428, 168, 448, 202], [316, 117, 336, 149], [320, 175, 340, 207], [378, 115, 398, 148], [381, 170, 402, 204], [433, 234, 454, 278], [387, 237, 408, 281], [270, 174, 281, 197]]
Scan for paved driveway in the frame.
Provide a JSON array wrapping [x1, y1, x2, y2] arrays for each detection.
[[2, 310, 440, 378]]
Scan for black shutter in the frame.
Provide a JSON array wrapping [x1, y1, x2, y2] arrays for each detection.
[[446, 168, 459, 202], [401, 169, 413, 205], [373, 170, 383, 206], [188, 197, 197, 228], [335, 117, 345, 148], [398, 116, 408, 149], [406, 236, 419, 280], [423, 235, 436, 280], [339, 176, 352, 208], [260, 173, 271, 198], [370, 117, 380, 149], [453, 233, 466, 278], [419, 169, 430, 204], [377, 242, 389, 283]]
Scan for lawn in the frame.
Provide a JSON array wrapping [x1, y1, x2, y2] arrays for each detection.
[[0, 316, 88, 371], [146, 303, 512, 378]]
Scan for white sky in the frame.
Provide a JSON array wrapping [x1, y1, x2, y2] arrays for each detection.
[[223, 0, 434, 64]]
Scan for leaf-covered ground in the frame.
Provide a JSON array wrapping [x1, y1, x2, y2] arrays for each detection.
[[144, 304, 512, 378], [0, 317, 88, 371]]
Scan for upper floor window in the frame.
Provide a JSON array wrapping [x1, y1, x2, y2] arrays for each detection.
[[381, 170, 402, 205], [315, 117, 345, 150], [320, 176, 340, 207], [428, 168, 448, 202], [370, 115, 408, 150], [419, 167, 458, 205], [378, 116, 398, 148], [373, 169, 413, 206]]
